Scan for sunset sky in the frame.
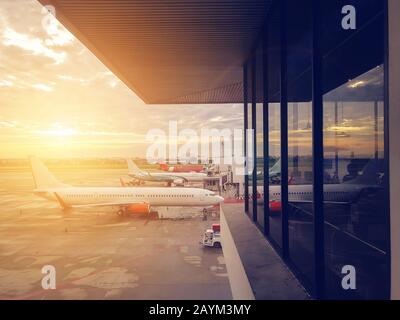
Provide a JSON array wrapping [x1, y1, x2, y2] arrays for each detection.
[[0, 0, 384, 160], [0, 0, 243, 159]]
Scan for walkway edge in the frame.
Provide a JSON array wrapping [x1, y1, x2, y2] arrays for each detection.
[[220, 206, 255, 300]]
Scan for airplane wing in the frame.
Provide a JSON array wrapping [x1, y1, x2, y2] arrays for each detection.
[[167, 175, 189, 182], [148, 173, 187, 182]]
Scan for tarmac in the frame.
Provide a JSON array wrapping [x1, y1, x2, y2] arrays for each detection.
[[0, 168, 231, 300]]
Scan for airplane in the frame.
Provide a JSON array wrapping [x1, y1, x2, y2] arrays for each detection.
[[251, 158, 384, 213], [251, 158, 281, 184], [127, 159, 207, 185], [269, 158, 281, 183], [30, 157, 224, 216]]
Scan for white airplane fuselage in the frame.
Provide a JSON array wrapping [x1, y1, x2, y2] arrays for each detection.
[[34, 187, 223, 207], [251, 183, 378, 204], [271, 184, 367, 202], [130, 171, 207, 182], [127, 159, 207, 184]]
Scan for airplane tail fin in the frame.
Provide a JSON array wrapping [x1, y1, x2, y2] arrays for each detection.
[[29, 156, 68, 189], [269, 158, 281, 175], [345, 158, 384, 185], [127, 159, 144, 175], [120, 177, 126, 187]]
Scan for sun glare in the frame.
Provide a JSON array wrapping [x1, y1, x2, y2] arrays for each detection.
[[37, 125, 77, 137]]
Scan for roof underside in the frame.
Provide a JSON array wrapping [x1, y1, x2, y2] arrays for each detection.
[[38, 0, 273, 104]]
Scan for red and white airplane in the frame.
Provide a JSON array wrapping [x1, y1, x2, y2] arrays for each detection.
[[31, 157, 223, 216], [159, 162, 204, 173]]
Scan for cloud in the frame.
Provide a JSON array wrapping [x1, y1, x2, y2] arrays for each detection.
[[57, 71, 119, 87], [57, 75, 74, 81], [31, 83, 53, 92], [42, 13, 74, 47], [0, 0, 243, 158], [1, 27, 67, 64], [0, 79, 13, 87], [108, 80, 120, 88], [0, 120, 19, 128], [209, 115, 242, 123]]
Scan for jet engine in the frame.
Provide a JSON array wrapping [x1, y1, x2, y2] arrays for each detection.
[[126, 203, 151, 214]]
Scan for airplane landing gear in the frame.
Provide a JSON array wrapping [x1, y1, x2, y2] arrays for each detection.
[[202, 208, 208, 221], [117, 208, 127, 217]]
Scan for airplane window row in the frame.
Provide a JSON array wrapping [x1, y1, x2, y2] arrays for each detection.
[[271, 191, 349, 196], [65, 194, 195, 198], [289, 192, 312, 195]]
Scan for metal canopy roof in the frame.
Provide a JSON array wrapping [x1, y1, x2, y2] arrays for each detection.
[[38, 0, 273, 104]]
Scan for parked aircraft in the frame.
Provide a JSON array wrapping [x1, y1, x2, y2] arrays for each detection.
[[30, 157, 223, 215], [127, 159, 207, 185], [252, 159, 384, 213]]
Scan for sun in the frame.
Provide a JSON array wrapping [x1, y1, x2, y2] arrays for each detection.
[[37, 124, 77, 137]]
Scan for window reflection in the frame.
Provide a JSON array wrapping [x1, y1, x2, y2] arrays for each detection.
[[243, 0, 388, 300], [288, 102, 314, 286], [267, 3, 282, 248], [246, 60, 254, 218], [320, 0, 388, 300], [268, 103, 281, 245], [323, 65, 388, 299], [256, 42, 264, 230], [286, 0, 314, 289]]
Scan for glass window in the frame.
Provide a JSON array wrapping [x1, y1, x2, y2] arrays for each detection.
[[247, 58, 255, 219], [255, 41, 265, 230], [287, 0, 314, 289], [244, 63, 249, 213], [322, 0, 389, 299], [267, 3, 282, 248]]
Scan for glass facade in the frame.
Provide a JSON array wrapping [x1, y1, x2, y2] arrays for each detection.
[[267, 3, 282, 247], [247, 58, 254, 219], [286, 0, 315, 290], [243, 0, 390, 299], [256, 41, 265, 230], [321, 0, 388, 300]]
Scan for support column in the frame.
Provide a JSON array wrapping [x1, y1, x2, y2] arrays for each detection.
[[280, 0, 289, 259], [244, 64, 249, 213], [252, 58, 258, 222], [389, 0, 400, 300], [312, 0, 325, 299], [263, 26, 270, 236]]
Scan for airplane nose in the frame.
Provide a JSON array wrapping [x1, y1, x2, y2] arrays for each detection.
[[216, 195, 224, 202]]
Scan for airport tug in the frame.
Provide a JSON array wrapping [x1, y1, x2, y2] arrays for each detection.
[[200, 223, 221, 248]]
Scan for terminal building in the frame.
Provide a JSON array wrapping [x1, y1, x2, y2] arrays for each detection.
[[39, 0, 400, 299]]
